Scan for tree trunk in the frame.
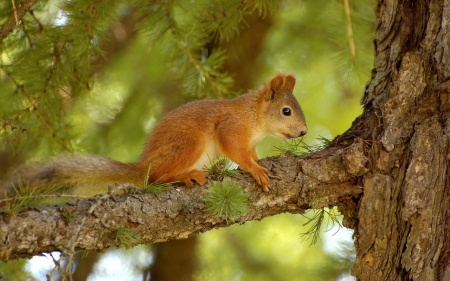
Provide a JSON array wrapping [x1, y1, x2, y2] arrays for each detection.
[[3, 2, 450, 280], [346, 0, 450, 280], [147, 236, 198, 281]]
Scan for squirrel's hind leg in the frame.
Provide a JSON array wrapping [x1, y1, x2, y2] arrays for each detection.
[[170, 169, 208, 187], [150, 132, 211, 187]]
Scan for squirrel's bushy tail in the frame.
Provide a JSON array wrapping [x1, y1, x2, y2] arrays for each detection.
[[0, 156, 144, 198]]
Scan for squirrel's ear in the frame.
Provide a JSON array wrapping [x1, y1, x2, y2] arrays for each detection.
[[269, 74, 285, 92], [261, 74, 296, 102], [285, 75, 296, 92], [262, 74, 285, 101]]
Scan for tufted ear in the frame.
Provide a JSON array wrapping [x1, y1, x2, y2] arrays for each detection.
[[269, 74, 285, 92], [259, 74, 297, 103], [285, 75, 296, 92], [263, 74, 285, 101]]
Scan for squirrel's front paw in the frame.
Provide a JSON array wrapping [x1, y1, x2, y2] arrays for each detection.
[[251, 166, 271, 192]]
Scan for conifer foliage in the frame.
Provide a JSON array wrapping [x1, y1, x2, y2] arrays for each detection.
[[0, 0, 278, 160], [0, 0, 376, 280]]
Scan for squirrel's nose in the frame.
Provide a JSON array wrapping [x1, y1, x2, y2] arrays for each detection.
[[299, 127, 308, 137]]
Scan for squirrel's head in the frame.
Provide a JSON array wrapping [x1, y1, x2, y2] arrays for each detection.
[[259, 74, 308, 139]]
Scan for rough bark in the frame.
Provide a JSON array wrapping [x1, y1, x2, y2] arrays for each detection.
[[0, 141, 366, 261], [345, 0, 450, 280]]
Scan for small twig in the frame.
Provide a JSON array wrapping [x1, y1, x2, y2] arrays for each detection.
[[0, 0, 39, 41], [87, 1, 95, 40], [162, 3, 227, 98], [0, 41, 71, 151], [10, 0, 19, 31], [46, 184, 133, 280], [47, 252, 64, 281], [43, 42, 67, 88], [21, 21, 33, 47], [343, 0, 356, 63], [0, 79, 69, 149], [0, 194, 91, 204], [29, 10, 44, 32], [63, 184, 133, 265]]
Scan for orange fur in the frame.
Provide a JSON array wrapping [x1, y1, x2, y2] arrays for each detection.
[[137, 73, 307, 192], [1, 74, 307, 196]]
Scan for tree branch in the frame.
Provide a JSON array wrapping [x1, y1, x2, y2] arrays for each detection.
[[0, 139, 367, 261], [0, 0, 39, 42]]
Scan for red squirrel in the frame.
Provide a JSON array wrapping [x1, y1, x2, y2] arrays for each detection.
[[1, 74, 307, 196]]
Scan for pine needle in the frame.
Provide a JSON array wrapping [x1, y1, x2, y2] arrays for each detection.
[[273, 135, 332, 156], [142, 165, 173, 194], [142, 179, 173, 194], [204, 157, 239, 181], [7, 177, 66, 214], [300, 207, 343, 246], [115, 227, 142, 249]]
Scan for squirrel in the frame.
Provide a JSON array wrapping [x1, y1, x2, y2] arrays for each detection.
[[1, 74, 307, 197]]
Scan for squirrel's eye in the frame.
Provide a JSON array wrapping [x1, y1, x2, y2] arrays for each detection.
[[282, 107, 291, 116]]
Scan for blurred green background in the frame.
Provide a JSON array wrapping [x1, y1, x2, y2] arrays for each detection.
[[0, 0, 374, 279]]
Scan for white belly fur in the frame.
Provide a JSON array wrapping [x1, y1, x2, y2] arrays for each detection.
[[190, 129, 267, 172], [190, 140, 221, 171]]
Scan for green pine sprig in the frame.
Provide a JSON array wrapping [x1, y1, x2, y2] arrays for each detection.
[[204, 179, 249, 223], [204, 157, 239, 181], [142, 165, 173, 194], [300, 207, 343, 246], [6, 178, 66, 214], [143, 179, 173, 194], [274, 135, 332, 156], [115, 227, 142, 249]]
